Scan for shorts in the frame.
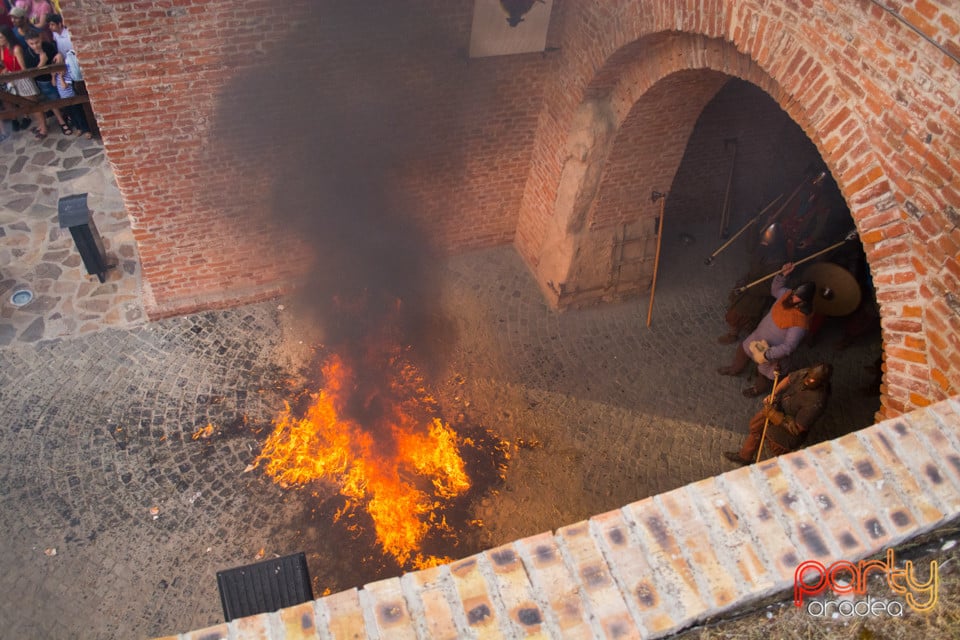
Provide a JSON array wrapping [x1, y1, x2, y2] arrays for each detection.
[[36, 79, 59, 102], [7, 77, 38, 97]]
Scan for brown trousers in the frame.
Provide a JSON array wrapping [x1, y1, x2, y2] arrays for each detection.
[[739, 409, 792, 461]]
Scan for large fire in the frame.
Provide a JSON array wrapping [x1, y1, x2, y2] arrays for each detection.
[[255, 348, 471, 568]]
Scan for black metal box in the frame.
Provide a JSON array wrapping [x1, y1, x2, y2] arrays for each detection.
[[58, 193, 109, 283], [216, 552, 314, 622]]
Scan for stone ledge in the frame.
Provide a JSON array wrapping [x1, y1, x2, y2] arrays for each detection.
[[158, 397, 960, 640]]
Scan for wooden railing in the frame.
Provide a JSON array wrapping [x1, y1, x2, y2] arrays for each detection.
[[1, 63, 92, 120]]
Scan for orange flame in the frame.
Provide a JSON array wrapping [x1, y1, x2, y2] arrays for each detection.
[[255, 353, 470, 568]]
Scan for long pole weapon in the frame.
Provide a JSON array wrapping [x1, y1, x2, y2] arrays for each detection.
[[756, 370, 782, 464], [646, 190, 668, 327], [704, 193, 784, 265], [732, 230, 859, 295]]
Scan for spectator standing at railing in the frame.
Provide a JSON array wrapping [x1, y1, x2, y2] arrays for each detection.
[[0, 24, 35, 132], [52, 57, 88, 137], [27, 0, 52, 30], [23, 27, 71, 138], [47, 12, 96, 137], [8, 5, 29, 47], [47, 11, 68, 53]]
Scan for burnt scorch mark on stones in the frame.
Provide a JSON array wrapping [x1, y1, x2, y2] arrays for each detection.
[[834, 473, 853, 492], [891, 510, 911, 527], [581, 564, 609, 588], [467, 604, 491, 625], [877, 432, 895, 455], [301, 612, 314, 629], [855, 460, 877, 478], [926, 464, 944, 485], [516, 607, 542, 626], [607, 527, 626, 546], [757, 506, 771, 521], [840, 532, 859, 550], [720, 504, 738, 527], [379, 603, 404, 623], [949, 455, 960, 478], [801, 526, 830, 557], [893, 422, 907, 435], [491, 549, 516, 566], [783, 552, 798, 567], [535, 545, 555, 564], [645, 516, 670, 547], [817, 494, 834, 510], [452, 559, 477, 576], [780, 493, 798, 509], [636, 582, 657, 608], [865, 518, 886, 539]]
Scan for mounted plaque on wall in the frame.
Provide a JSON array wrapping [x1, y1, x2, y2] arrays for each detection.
[[468, 0, 554, 58]]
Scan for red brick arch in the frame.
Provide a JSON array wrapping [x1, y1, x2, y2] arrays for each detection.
[[516, 1, 960, 417]]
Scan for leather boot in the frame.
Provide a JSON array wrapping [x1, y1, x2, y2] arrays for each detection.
[[718, 343, 750, 376]]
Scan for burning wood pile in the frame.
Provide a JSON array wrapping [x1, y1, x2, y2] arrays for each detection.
[[254, 344, 477, 569]]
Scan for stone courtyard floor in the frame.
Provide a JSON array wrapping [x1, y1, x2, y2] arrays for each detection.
[[0, 134, 882, 638]]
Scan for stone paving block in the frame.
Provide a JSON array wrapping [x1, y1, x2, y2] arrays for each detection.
[[556, 520, 638, 638], [321, 588, 367, 639], [775, 453, 870, 557], [805, 443, 896, 549], [448, 555, 505, 637], [881, 419, 960, 514], [184, 623, 228, 639], [590, 509, 678, 635], [403, 565, 462, 640], [903, 406, 960, 492], [485, 544, 548, 637], [717, 467, 801, 580], [235, 613, 271, 639], [621, 499, 703, 626], [514, 532, 593, 639], [685, 477, 777, 595], [750, 460, 839, 563], [278, 601, 321, 640], [656, 488, 740, 611], [831, 437, 922, 540], [849, 429, 945, 532], [360, 577, 416, 640]]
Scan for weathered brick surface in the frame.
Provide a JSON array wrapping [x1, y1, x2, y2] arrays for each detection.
[[67, 0, 958, 413], [359, 577, 416, 640], [514, 532, 593, 639], [168, 398, 960, 639], [556, 520, 638, 637]]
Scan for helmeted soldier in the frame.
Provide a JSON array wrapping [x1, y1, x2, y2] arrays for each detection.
[[724, 363, 833, 465], [718, 261, 817, 397], [717, 222, 787, 344]]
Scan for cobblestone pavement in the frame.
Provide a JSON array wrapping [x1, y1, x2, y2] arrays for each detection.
[[0, 205, 881, 638], [0, 131, 145, 346]]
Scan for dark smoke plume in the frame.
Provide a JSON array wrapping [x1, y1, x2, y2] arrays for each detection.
[[214, 3, 466, 424]]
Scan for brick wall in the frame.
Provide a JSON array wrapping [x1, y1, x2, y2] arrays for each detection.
[[67, 0, 547, 316], [67, 0, 960, 414], [511, 1, 959, 417]]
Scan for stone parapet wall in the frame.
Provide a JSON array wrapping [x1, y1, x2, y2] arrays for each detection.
[[158, 396, 960, 639]]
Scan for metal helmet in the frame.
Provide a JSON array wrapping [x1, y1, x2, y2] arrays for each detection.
[[792, 281, 817, 314], [759, 222, 781, 247], [803, 363, 833, 389]]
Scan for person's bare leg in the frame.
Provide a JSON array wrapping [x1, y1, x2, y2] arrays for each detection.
[[34, 108, 48, 138], [52, 107, 71, 134]]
